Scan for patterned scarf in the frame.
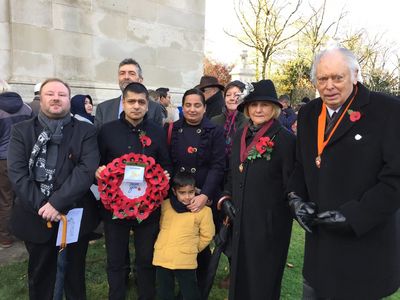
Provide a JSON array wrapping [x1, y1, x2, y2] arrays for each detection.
[[28, 111, 71, 198], [223, 106, 238, 169]]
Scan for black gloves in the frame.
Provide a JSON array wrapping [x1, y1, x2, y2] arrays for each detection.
[[287, 193, 317, 233], [221, 199, 236, 223], [313, 210, 354, 235]]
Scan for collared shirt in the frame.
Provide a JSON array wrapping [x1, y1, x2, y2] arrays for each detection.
[[118, 95, 123, 118]]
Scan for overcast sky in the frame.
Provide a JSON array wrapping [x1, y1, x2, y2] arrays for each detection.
[[205, 0, 399, 68]]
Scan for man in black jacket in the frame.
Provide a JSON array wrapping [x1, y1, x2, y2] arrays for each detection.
[[96, 82, 172, 300], [7, 78, 100, 300], [286, 47, 400, 299], [195, 75, 225, 120]]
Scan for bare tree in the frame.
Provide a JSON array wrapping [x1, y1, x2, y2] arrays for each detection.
[[301, 0, 348, 60], [225, 0, 314, 80]]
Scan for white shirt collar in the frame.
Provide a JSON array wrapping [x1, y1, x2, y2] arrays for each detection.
[[326, 105, 341, 118]]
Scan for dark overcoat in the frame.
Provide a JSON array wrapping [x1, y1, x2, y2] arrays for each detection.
[[164, 116, 225, 215], [287, 83, 400, 299], [222, 119, 296, 300], [7, 117, 100, 244]]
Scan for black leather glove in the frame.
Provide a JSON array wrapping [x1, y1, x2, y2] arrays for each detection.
[[221, 199, 236, 224], [287, 193, 317, 233], [313, 210, 355, 235]]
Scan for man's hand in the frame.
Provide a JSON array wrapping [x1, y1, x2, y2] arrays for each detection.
[[95, 165, 106, 180], [287, 193, 317, 233], [38, 202, 61, 222], [314, 210, 354, 235], [163, 170, 170, 182], [187, 194, 208, 213]]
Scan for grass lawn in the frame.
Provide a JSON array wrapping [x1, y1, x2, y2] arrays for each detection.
[[1, 221, 399, 299]]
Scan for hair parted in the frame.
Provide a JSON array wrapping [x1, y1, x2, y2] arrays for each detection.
[[40, 78, 71, 99], [182, 89, 205, 106], [119, 58, 143, 79]]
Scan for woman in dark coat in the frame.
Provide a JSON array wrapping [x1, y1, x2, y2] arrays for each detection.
[[164, 88, 225, 287], [221, 80, 296, 300], [211, 80, 248, 288]]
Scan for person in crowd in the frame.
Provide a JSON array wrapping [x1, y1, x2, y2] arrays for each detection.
[[28, 82, 42, 116], [220, 79, 296, 300], [153, 171, 214, 300], [210, 80, 247, 288], [164, 88, 225, 288], [279, 94, 295, 117], [95, 82, 173, 300], [94, 58, 163, 127], [0, 81, 34, 249], [70, 94, 94, 124], [156, 87, 170, 123], [7, 78, 100, 299], [148, 89, 160, 103], [157, 87, 180, 122], [195, 76, 225, 120], [301, 96, 310, 103], [286, 46, 400, 299], [211, 80, 248, 177], [291, 102, 306, 135]]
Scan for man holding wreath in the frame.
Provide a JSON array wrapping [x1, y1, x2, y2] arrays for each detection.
[[95, 82, 172, 300]]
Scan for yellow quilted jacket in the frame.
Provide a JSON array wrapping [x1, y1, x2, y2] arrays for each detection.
[[152, 199, 215, 270]]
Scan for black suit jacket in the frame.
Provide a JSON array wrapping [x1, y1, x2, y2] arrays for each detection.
[[94, 97, 163, 127], [7, 117, 100, 244], [287, 83, 400, 299]]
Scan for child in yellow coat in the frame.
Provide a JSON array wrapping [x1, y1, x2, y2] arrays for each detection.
[[153, 171, 215, 300]]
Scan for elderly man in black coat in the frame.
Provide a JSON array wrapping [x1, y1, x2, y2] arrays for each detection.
[[286, 47, 400, 300]]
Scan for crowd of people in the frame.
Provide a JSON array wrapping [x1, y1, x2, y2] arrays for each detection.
[[1, 46, 400, 300]]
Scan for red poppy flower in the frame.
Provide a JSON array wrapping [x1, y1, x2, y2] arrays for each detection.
[[137, 206, 150, 220], [98, 179, 108, 191], [267, 141, 274, 148], [188, 146, 195, 154], [260, 136, 271, 143], [146, 156, 155, 166], [256, 141, 267, 154], [350, 111, 361, 122], [124, 202, 138, 218], [140, 136, 152, 147], [113, 205, 126, 219]]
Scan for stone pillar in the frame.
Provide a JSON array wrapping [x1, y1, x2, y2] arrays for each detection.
[[230, 50, 256, 83], [2, 0, 206, 107]]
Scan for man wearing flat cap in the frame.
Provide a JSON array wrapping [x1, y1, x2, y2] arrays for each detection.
[[286, 46, 400, 299], [196, 75, 225, 120]]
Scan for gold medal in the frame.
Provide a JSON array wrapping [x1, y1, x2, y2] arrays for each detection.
[[315, 156, 321, 168], [239, 164, 243, 172]]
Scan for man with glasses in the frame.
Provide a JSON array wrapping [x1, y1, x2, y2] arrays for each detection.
[[195, 76, 225, 120]]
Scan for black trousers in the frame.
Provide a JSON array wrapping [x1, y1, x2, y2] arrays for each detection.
[[104, 221, 159, 300], [24, 229, 89, 300], [157, 266, 201, 300]]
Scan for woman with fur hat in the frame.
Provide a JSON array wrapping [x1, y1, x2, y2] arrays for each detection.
[[220, 79, 296, 300]]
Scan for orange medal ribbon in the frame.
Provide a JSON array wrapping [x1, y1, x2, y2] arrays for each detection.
[[316, 86, 358, 168]]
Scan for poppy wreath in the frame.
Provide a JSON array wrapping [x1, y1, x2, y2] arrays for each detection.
[[97, 153, 169, 222]]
